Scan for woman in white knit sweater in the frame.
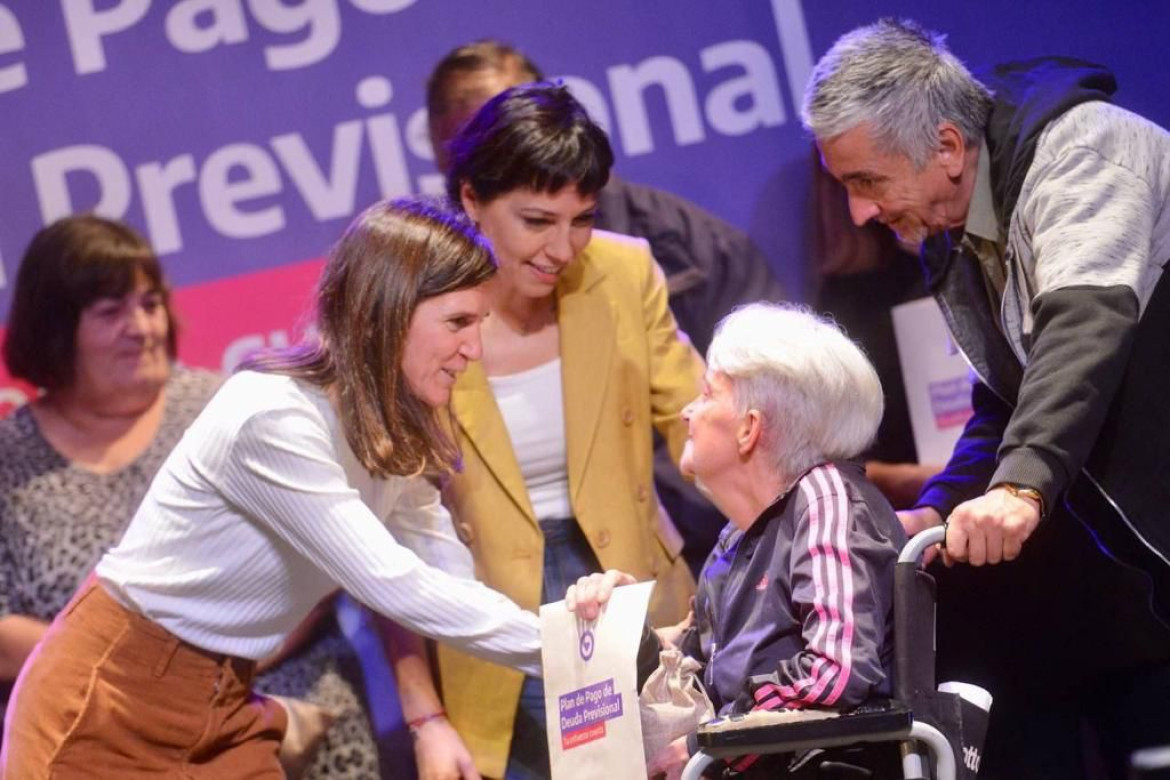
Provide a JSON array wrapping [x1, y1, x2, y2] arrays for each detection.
[[1, 197, 542, 778]]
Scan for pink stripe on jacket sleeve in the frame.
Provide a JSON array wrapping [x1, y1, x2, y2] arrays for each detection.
[[752, 464, 857, 709]]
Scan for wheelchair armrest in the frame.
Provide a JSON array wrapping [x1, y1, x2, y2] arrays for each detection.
[[694, 700, 914, 756]]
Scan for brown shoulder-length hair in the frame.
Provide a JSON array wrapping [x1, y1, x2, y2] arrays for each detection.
[[3, 214, 178, 391], [241, 197, 496, 479]]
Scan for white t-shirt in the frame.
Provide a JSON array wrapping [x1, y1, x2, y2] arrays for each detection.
[[487, 358, 571, 521], [97, 371, 540, 674]]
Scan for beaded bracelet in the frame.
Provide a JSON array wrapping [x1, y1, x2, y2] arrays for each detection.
[[407, 709, 447, 737]]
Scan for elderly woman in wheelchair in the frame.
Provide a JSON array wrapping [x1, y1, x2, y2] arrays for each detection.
[[569, 302, 910, 778]]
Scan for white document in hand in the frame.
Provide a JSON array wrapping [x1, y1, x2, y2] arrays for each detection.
[[539, 580, 655, 779]]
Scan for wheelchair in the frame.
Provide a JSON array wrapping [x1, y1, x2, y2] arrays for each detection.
[[681, 526, 990, 780]]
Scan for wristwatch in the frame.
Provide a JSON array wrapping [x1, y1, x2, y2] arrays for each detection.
[[989, 482, 1046, 518]]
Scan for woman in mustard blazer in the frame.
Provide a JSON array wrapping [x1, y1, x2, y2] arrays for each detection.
[[400, 83, 703, 779]]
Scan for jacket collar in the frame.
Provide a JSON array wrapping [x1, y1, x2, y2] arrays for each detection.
[[966, 143, 1000, 245]]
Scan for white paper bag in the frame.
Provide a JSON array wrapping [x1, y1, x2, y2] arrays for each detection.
[[539, 581, 655, 779]]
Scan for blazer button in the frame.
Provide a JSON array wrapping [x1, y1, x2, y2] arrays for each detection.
[[457, 522, 475, 544], [636, 484, 649, 502], [621, 408, 635, 426], [595, 530, 612, 548]]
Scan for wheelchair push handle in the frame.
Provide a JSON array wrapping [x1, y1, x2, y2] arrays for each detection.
[[898, 525, 947, 565]]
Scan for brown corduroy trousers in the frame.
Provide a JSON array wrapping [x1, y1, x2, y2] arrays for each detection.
[[1, 581, 287, 779]]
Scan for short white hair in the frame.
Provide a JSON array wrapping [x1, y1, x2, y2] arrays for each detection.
[[707, 303, 883, 483]]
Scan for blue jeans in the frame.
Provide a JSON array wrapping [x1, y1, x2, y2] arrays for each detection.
[[504, 517, 601, 780]]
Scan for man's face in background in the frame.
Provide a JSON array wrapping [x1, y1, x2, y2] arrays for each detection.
[[428, 68, 527, 174]]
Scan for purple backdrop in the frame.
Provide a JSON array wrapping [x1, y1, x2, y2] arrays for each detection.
[[1, 0, 1168, 325]]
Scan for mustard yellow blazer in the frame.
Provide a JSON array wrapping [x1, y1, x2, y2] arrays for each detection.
[[438, 231, 704, 776]]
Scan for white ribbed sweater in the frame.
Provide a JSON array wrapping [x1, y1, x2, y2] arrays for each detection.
[[97, 371, 541, 674]]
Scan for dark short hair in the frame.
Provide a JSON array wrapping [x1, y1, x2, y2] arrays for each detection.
[[446, 82, 614, 204], [426, 39, 544, 124], [241, 197, 497, 478], [3, 214, 177, 391]]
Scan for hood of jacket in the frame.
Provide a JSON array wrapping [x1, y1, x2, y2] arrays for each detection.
[[982, 57, 1116, 225]]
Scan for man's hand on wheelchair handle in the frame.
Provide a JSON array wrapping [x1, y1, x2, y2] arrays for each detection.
[[945, 488, 1040, 566]]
